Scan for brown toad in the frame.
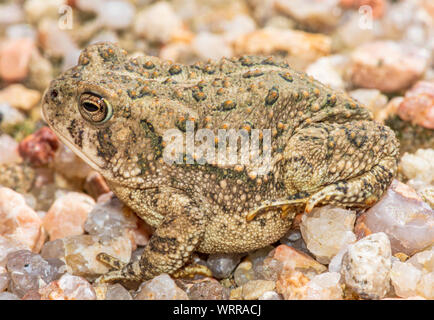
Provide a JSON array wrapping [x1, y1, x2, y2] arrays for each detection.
[[41, 42, 399, 283]]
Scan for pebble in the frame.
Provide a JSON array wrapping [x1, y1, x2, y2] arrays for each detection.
[[0, 134, 20, 165], [220, 14, 257, 43], [54, 144, 93, 179], [355, 180, 434, 256], [192, 32, 233, 61], [83, 171, 111, 200], [0, 103, 25, 130], [241, 280, 276, 300], [349, 89, 389, 118], [0, 38, 35, 82], [18, 127, 60, 167], [0, 3, 24, 25], [43, 192, 95, 241], [96, 0, 135, 30], [24, 0, 65, 24], [0, 84, 41, 111], [0, 292, 20, 300], [0, 187, 44, 252], [0, 236, 26, 267], [300, 205, 357, 264], [36, 274, 96, 300], [105, 283, 133, 300], [258, 290, 282, 300], [303, 272, 343, 300], [233, 27, 331, 70], [84, 195, 151, 248], [207, 253, 243, 279], [349, 41, 430, 92], [400, 149, 434, 185], [134, 2, 183, 43], [233, 260, 255, 286], [306, 55, 349, 90], [397, 81, 434, 129], [40, 234, 132, 278], [6, 250, 65, 297], [0, 272, 8, 292], [135, 274, 188, 300], [341, 233, 392, 299], [182, 277, 229, 300], [274, 0, 342, 30]]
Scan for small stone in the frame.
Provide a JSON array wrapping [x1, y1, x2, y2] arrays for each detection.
[[349, 89, 388, 119], [0, 236, 26, 267], [233, 27, 331, 70], [192, 32, 233, 61], [27, 49, 53, 91], [349, 41, 430, 93], [38, 274, 96, 300], [241, 280, 276, 300], [355, 180, 434, 256], [397, 81, 434, 129], [0, 292, 20, 300], [43, 192, 95, 241], [220, 15, 256, 42], [24, 0, 64, 23], [207, 253, 242, 279], [40, 234, 132, 278], [0, 3, 24, 25], [0, 84, 41, 111], [0, 272, 9, 292], [275, 0, 342, 30], [96, 0, 135, 30], [400, 149, 434, 184], [303, 272, 343, 300], [135, 274, 188, 300], [0, 134, 20, 165], [0, 103, 25, 130], [83, 171, 110, 200], [6, 250, 65, 297], [18, 127, 60, 167], [306, 55, 349, 90], [341, 233, 392, 299], [300, 205, 357, 264], [0, 38, 35, 82], [0, 187, 44, 252], [182, 277, 229, 300], [53, 144, 93, 179], [258, 290, 282, 300], [134, 2, 183, 43], [105, 283, 133, 300], [38, 19, 78, 59], [233, 260, 255, 286]]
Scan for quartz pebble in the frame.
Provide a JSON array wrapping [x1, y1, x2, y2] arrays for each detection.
[[182, 277, 229, 300], [192, 32, 233, 61], [306, 55, 349, 90], [43, 192, 95, 241], [0, 134, 20, 164], [233, 27, 331, 70], [241, 280, 276, 300], [0, 3, 24, 25], [0, 292, 20, 300], [37, 274, 96, 300], [397, 81, 434, 129], [0, 103, 25, 130], [341, 233, 392, 299], [134, 2, 183, 43], [54, 144, 93, 179], [40, 234, 132, 278], [135, 274, 188, 300], [349, 41, 430, 92], [18, 127, 60, 167], [0, 236, 26, 267], [258, 291, 282, 300], [207, 253, 242, 279], [96, 0, 135, 30], [105, 283, 133, 300], [303, 272, 343, 300], [300, 206, 357, 264], [349, 89, 388, 118], [6, 250, 65, 298], [0, 272, 9, 292], [355, 180, 434, 256], [0, 38, 35, 82], [0, 187, 44, 252], [83, 171, 110, 200], [234, 260, 255, 286], [24, 0, 64, 23], [400, 149, 434, 184], [0, 84, 41, 111]]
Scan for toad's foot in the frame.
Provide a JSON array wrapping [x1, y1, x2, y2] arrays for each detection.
[[95, 253, 143, 284], [246, 195, 308, 222]]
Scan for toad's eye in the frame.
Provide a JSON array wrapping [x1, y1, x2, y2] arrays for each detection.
[[79, 92, 112, 124]]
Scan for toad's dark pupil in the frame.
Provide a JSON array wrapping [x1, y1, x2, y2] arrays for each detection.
[[83, 102, 99, 112]]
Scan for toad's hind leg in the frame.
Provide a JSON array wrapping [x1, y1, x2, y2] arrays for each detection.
[[282, 121, 399, 212], [96, 193, 206, 284]]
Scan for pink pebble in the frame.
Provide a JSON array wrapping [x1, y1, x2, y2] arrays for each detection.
[[0, 187, 44, 252], [0, 38, 35, 82], [43, 192, 95, 241]]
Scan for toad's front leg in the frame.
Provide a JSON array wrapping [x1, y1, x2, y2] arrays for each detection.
[[96, 194, 206, 283]]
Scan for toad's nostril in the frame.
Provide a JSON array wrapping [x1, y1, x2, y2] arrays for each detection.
[[50, 89, 58, 99]]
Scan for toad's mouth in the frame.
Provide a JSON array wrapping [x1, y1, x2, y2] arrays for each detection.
[[41, 103, 104, 173]]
